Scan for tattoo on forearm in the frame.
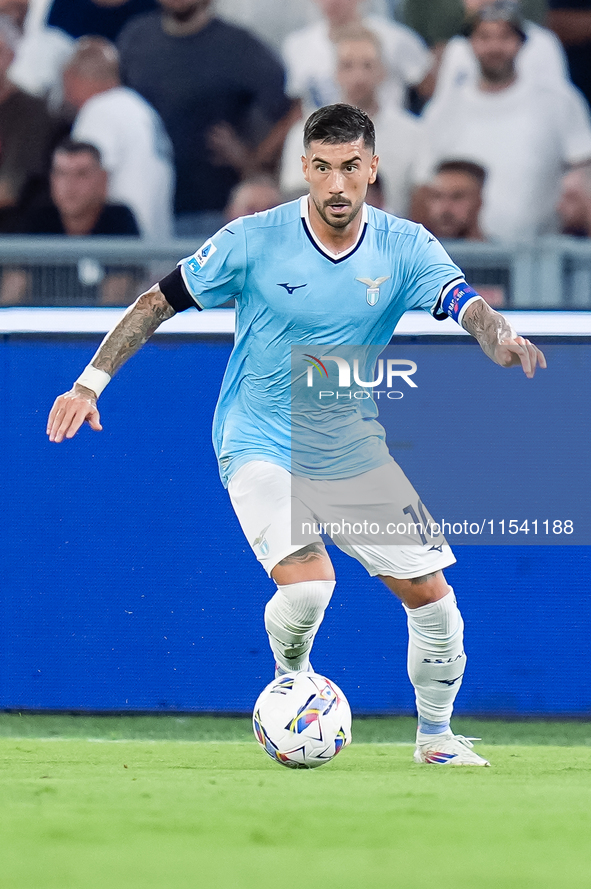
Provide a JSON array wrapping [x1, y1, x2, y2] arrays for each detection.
[[89, 285, 176, 377], [278, 543, 327, 566], [461, 300, 515, 363]]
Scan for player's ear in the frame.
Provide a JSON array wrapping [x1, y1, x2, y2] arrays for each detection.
[[301, 154, 311, 183], [368, 154, 379, 185]]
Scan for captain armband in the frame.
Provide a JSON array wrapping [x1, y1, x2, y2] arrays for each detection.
[[433, 279, 482, 325]]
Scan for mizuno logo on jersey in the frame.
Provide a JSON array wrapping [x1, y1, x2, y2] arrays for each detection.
[[277, 283, 307, 295], [356, 276, 390, 306]]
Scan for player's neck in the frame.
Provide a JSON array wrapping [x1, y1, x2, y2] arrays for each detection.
[[306, 197, 364, 255]]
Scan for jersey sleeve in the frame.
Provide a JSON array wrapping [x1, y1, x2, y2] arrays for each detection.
[[178, 220, 247, 309], [402, 225, 480, 324]]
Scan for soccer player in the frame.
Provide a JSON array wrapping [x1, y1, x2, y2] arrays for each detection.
[[47, 104, 545, 766]]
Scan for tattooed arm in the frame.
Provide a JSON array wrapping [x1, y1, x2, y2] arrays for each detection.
[[461, 298, 546, 379], [47, 284, 175, 442]]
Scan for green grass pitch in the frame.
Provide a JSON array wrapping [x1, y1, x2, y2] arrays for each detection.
[[1, 715, 591, 889]]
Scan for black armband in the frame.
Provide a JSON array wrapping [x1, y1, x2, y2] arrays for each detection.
[[159, 266, 200, 312]]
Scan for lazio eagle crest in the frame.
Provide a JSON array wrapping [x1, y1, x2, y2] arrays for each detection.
[[356, 276, 390, 306]]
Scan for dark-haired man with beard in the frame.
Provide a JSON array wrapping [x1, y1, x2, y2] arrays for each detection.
[[48, 103, 547, 766]]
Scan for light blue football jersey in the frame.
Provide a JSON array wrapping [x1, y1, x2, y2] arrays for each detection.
[[179, 197, 464, 487]]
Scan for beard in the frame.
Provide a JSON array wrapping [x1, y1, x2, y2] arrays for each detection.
[[312, 194, 363, 229]]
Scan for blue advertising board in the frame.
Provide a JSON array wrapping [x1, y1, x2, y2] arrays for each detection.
[[1, 327, 589, 715]]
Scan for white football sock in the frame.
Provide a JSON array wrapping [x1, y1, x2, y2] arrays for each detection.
[[264, 580, 335, 673], [404, 588, 466, 729]]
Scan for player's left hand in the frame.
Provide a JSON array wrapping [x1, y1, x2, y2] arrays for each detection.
[[47, 385, 102, 442], [494, 336, 547, 378]]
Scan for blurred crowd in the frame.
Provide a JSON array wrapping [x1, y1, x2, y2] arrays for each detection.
[[0, 0, 591, 305]]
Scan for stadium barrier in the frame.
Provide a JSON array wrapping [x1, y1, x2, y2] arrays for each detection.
[[0, 234, 589, 308], [1, 301, 590, 716]]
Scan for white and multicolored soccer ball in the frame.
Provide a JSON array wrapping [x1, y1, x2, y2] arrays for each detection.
[[253, 671, 352, 769]]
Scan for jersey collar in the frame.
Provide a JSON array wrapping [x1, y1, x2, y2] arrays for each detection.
[[300, 195, 368, 264]]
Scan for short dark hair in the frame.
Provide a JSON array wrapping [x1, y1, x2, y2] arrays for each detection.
[[303, 103, 375, 154], [53, 138, 103, 166], [435, 159, 487, 189]]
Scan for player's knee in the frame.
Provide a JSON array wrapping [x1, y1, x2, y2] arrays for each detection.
[[265, 580, 336, 636], [380, 570, 449, 608]]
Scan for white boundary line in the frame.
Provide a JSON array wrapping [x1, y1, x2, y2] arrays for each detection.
[[1, 308, 591, 336]]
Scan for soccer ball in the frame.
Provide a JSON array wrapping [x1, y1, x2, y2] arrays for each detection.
[[252, 671, 352, 769]]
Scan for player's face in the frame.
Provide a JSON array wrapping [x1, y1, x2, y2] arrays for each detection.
[[51, 151, 108, 218], [470, 21, 522, 83], [427, 171, 482, 239], [302, 138, 378, 230]]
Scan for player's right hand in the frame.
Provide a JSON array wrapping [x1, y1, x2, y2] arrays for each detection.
[[47, 385, 103, 443]]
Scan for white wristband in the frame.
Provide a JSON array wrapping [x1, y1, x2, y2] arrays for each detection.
[[75, 364, 111, 398]]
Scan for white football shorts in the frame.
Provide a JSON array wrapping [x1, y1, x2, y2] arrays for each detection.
[[228, 460, 456, 579]]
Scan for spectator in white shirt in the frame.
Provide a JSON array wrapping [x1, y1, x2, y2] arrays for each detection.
[[413, 1, 591, 241], [282, 0, 432, 114], [281, 25, 420, 216], [433, 0, 568, 100], [5, 0, 77, 109], [64, 36, 174, 240]]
